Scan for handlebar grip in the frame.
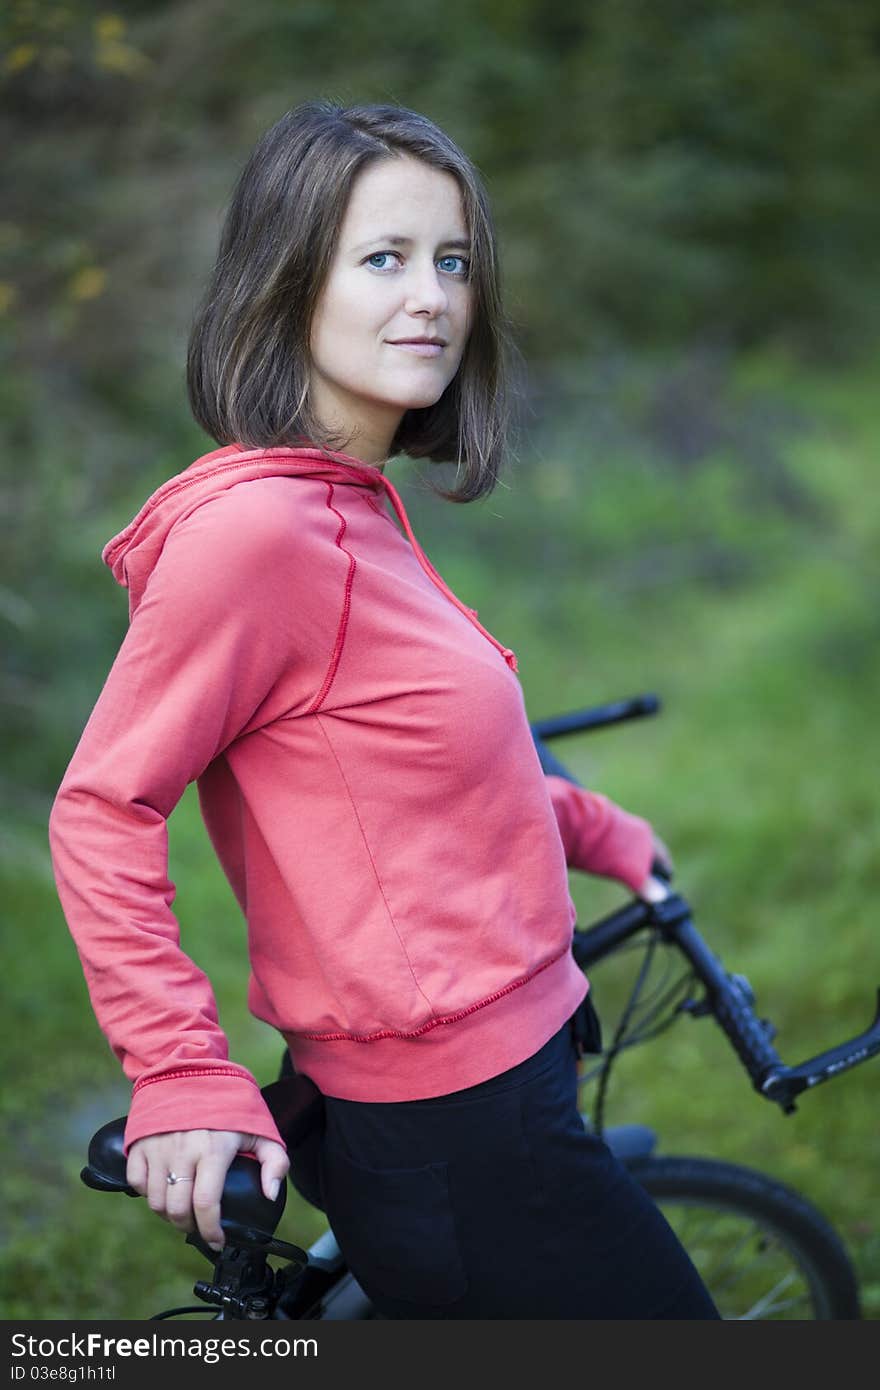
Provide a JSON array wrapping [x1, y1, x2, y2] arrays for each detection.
[[531, 696, 661, 741], [712, 977, 786, 1098]]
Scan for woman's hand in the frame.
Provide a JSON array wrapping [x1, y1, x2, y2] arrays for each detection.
[[126, 1129, 290, 1250], [636, 831, 674, 902]]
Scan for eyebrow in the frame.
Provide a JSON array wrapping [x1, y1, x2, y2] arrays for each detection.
[[351, 234, 472, 254]]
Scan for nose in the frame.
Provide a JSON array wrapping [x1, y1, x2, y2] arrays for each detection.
[[403, 258, 449, 318]]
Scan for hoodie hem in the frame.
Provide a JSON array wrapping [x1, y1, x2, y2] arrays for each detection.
[[283, 949, 588, 1102]]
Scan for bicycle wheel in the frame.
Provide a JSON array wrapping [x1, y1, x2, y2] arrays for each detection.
[[627, 1155, 861, 1320]]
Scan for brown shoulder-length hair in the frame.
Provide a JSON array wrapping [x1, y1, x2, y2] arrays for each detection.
[[186, 100, 517, 502]]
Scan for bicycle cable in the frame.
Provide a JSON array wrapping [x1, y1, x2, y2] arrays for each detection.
[[584, 931, 698, 1133], [591, 931, 659, 1135]]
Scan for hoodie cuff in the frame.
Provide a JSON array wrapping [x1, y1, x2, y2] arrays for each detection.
[[123, 1068, 286, 1156]]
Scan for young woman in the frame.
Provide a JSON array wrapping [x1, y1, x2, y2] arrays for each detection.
[[49, 101, 719, 1318]]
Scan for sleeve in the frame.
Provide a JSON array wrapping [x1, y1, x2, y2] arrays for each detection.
[[544, 773, 655, 893], [48, 489, 306, 1154]]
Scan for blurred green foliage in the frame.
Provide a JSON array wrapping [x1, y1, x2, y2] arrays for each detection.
[[4, 0, 880, 798], [1, 0, 878, 1319]]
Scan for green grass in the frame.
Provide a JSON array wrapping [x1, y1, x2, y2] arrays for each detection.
[[2, 346, 878, 1318]]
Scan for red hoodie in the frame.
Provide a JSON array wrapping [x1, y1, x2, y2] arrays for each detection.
[[48, 444, 654, 1154]]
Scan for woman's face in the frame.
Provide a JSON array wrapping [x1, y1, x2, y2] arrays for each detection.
[[308, 155, 474, 465]]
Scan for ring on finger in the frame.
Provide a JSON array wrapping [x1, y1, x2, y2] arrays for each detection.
[[166, 1171, 194, 1186]]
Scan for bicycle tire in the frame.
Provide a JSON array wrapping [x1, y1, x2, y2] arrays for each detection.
[[627, 1154, 861, 1320]]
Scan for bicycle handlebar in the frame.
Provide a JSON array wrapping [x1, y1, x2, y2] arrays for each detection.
[[572, 891, 880, 1112], [530, 694, 662, 741], [537, 698, 880, 1113], [531, 694, 661, 786]]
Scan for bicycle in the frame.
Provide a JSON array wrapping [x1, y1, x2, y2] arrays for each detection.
[[80, 695, 880, 1320]]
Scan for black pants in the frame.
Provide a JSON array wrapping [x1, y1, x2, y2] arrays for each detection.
[[292, 1019, 720, 1319]]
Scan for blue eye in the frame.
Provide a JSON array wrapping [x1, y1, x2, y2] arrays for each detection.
[[366, 252, 399, 271], [437, 255, 470, 277]]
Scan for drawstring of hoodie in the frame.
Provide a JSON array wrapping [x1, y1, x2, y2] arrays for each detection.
[[369, 469, 519, 674], [301, 450, 518, 673]]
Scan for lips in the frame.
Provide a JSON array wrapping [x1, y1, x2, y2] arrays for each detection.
[[388, 339, 446, 357]]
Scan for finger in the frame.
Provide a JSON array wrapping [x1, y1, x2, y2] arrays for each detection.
[[191, 1157, 230, 1250], [254, 1138, 290, 1201], [638, 873, 670, 903], [164, 1172, 197, 1233], [126, 1145, 148, 1195], [145, 1157, 171, 1220]]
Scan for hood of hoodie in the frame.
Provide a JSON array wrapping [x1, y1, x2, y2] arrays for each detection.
[[102, 443, 518, 671]]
